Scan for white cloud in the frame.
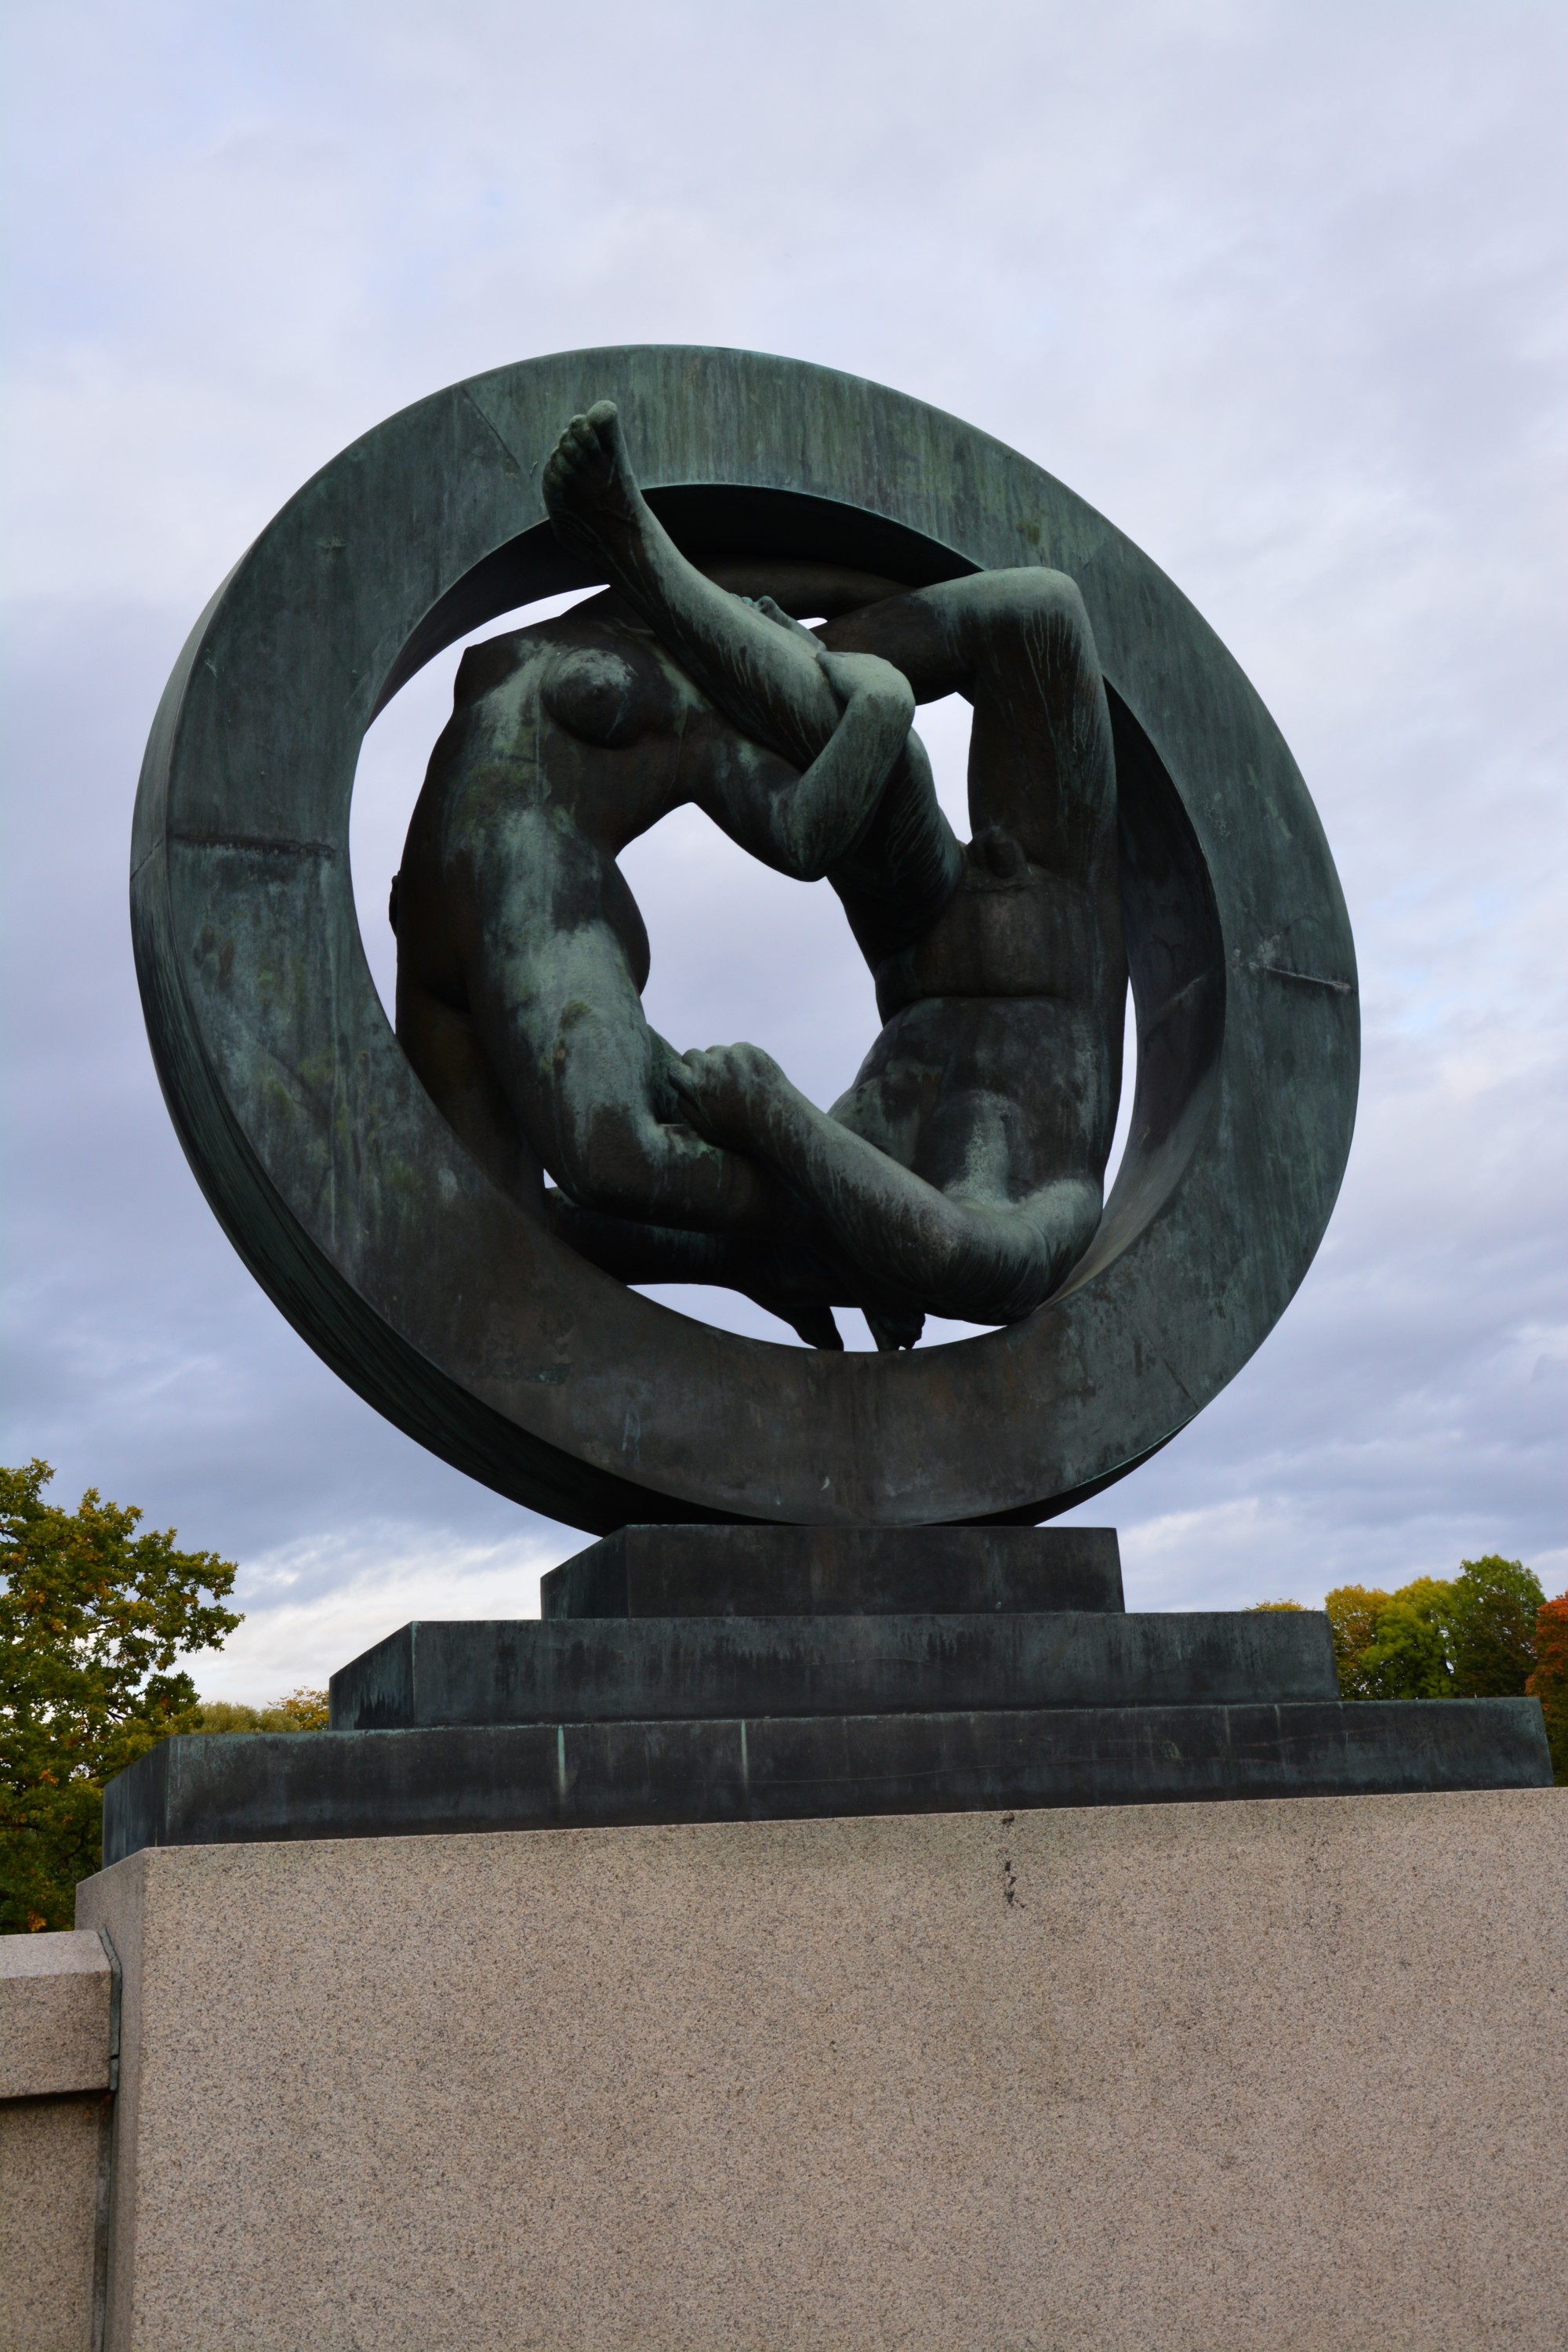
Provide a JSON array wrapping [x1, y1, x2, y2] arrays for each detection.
[[199, 1526, 564, 1703]]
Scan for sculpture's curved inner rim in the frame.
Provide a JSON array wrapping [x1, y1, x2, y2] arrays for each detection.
[[361, 488, 1225, 1341]]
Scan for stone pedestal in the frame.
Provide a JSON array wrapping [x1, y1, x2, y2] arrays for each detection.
[[101, 1530, 1552, 1858], [76, 1788, 1567, 2351], [0, 1930, 116, 2352]]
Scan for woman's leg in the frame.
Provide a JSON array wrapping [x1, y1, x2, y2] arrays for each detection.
[[544, 402, 840, 770], [545, 404, 958, 916], [459, 810, 796, 1238]]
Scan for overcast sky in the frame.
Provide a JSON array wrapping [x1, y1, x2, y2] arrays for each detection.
[[3, 0, 1563, 1699]]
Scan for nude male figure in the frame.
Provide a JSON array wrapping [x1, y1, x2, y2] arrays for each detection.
[[393, 401, 1124, 1345]]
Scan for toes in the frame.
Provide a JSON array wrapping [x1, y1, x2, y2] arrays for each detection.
[[544, 402, 622, 500], [866, 1306, 924, 1352]]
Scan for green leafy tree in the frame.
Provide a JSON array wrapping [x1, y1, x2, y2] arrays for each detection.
[[1356, 1576, 1460, 1700], [1448, 1555, 1545, 1697], [0, 1460, 240, 1931], [1308, 1561, 1549, 1705], [1526, 1595, 1568, 1786]]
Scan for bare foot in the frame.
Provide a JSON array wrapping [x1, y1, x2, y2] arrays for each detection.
[[863, 1301, 925, 1352], [542, 401, 644, 559]]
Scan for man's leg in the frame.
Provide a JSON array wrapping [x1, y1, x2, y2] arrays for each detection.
[[668, 572, 1123, 1316], [823, 567, 1118, 875], [544, 1200, 926, 1352], [812, 568, 1118, 971]]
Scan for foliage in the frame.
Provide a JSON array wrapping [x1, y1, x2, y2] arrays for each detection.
[[194, 1688, 329, 1733], [1249, 1600, 1305, 1611], [1448, 1556, 1547, 1697], [1526, 1595, 1568, 1786], [1356, 1577, 1461, 1700], [0, 1460, 240, 1932], [1322, 1586, 1392, 1700], [1290, 1560, 1551, 1707]]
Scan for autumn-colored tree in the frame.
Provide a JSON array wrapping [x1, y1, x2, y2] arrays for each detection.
[[1296, 1559, 1548, 1707], [1322, 1586, 1392, 1700], [1526, 1595, 1568, 1786], [194, 1688, 329, 1733], [0, 1460, 240, 1930]]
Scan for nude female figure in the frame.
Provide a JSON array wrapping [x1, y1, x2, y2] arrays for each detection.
[[392, 401, 1124, 1347]]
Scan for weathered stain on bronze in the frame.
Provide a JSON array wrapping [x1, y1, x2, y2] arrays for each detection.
[[326, 1606, 1342, 1730], [102, 1696, 1549, 1862], [539, 1524, 1127, 1618], [130, 347, 1358, 1531]]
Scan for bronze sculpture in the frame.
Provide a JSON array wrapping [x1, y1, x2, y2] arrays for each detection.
[[397, 401, 1123, 1350], [129, 344, 1358, 1531], [114, 347, 1557, 1851]]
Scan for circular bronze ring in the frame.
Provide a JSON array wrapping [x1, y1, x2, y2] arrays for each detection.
[[132, 347, 1358, 1531]]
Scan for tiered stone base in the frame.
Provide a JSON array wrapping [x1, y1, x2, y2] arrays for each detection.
[[103, 1526, 1550, 1861]]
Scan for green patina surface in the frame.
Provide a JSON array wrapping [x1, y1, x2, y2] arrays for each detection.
[[130, 346, 1357, 1531]]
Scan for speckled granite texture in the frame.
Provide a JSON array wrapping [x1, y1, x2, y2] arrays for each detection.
[[0, 1931, 114, 2352], [0, 2096, 109, 2352], [0, 1929, 113, 2099], [77, 1788, 1567, 2352]]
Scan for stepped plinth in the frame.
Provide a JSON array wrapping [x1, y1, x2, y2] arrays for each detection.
[[103, 1526, 1552, 1863]]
